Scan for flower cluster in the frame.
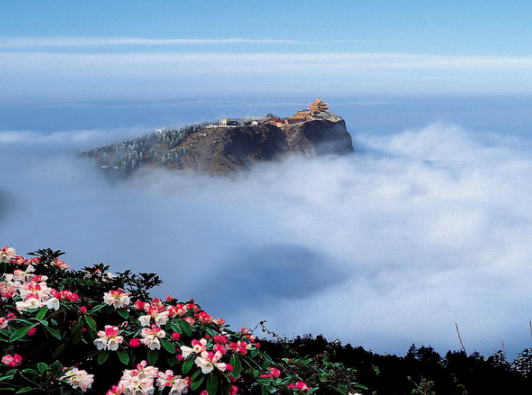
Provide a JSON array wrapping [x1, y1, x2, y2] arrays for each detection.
[[94, 325, 124, 351], [60, 367, 95, 392], [2, 354, 22, 367], [106, 361, 190, 395], [0, 245, 367, 395], [104, 289, 131, 309]]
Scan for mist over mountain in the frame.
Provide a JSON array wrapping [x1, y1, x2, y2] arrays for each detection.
[[3, 119, 532, 359], [84, 103, 353, 176]]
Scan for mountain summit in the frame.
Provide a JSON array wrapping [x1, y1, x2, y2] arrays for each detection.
[[84, 99, 354, 176]]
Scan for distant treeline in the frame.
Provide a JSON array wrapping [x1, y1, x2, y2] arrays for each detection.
[[260, 334, 532, 394], [83, 121, 213, 172]]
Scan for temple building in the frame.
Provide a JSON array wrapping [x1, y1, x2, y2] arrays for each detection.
[[308, 98, 329, 113], [264, 99, 335, 127]]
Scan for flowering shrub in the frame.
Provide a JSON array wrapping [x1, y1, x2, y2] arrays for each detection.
[[0, 246, 367, 394]]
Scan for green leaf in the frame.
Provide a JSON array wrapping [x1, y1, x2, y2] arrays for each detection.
[[230, 354, 242, 378], [170, 321, 181, 333], [50, 360, 63, 373], [182, 355, 195, 375], [36, 307, 48, 320], [89, 304, 106, 315], [261, 385, 269, 395], [117, 308, 129, 320], [45, 326, 62, 340], [51, 344, 65, 359], [190, 375, 205, 391], [147, 350, 159, 366], [84, 315, 97, 333], [0, 375, 14, 381], [70, 320, 82, 345], [98, 351, 109, 365], [16, 388, 35, 394], [117, 351, 129, 365], [167, 354, 177, 367], [9, 325, 37, 342], [191, 369, 202, 382], [37, 362, 48, 374], [207, 373, 219, 395], [160, 339, 176, 354], [180, 319, 192, 336]]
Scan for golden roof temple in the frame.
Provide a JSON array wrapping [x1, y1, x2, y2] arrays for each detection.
[[265, 99, 332, 127], [308, 98, 330, 113]]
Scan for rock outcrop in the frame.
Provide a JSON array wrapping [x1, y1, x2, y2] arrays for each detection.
[[85, 108, 354, 176]]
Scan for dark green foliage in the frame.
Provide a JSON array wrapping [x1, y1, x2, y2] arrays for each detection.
[[260, 335, 532, 395]]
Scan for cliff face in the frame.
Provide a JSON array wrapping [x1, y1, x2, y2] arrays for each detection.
[[281, 118, 354, 156], [175, 118, 353, 175], [174, 124, 288, 175], [85, 116, 354, 176]]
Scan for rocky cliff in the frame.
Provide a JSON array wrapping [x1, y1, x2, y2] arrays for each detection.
[[84, 114, 353, 176]]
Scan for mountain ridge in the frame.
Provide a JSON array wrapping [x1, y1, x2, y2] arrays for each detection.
[[84, 100, 354, 176]]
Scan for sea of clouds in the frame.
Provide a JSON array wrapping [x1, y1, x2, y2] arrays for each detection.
[[2, 122, 532, 358]]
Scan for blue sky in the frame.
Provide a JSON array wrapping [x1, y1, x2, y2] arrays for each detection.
[[2, 0, 532, 107], [3, 1, 532, 359], [2, 1, 532, 56]]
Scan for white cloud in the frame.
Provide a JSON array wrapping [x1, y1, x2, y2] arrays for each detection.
[[3, 122, 532, 358], [0, 126, 150, 148], [0, 37, 307, 48], [2, 51, 532, 100]]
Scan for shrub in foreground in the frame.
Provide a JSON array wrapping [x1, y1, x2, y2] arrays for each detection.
[[0, 246, 366, 395]]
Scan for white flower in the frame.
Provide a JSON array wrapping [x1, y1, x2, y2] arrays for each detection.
[[195, 356, 214, 374], [60, 367, 94, 392], [141, 335, 161, 350], [103, 289, 130, 309], [194, 351, 226, 374], [0, 247, 16, 263], [138, 315, 151, 327], [93, 325, 123, 351], [46, 297, 60, 310], [15, 301, 30, 311]]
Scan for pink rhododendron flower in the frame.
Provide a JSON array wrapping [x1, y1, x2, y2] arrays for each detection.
[[27, 327, 37, 336], [229, 341, 252, 355], [171, 331, 180, 340], [94, 325, 124, 351], [0, 246, 17, 263], [181, 338, 207, 359], [60, 367, 94, 392], [156, 369, 190, 394], [197, 311, 213, 324], [116, 361, 159, 395], [168, 303, 187, 317], [270, 368, 281, 378], [214, 344, 227, 354], [288, 381, 310, 391], [130, 338, 141, 348], [195, 351, 227, 374], [138, 304, 169, 327], [0, 317, 8, 330], [52, 258, 70, 270], [140, 325, 166, 350], [1, 354, 22, 367], [11, 255, 28, 265], [183, 317, 195, 325], [103, 289, 131, 309]]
